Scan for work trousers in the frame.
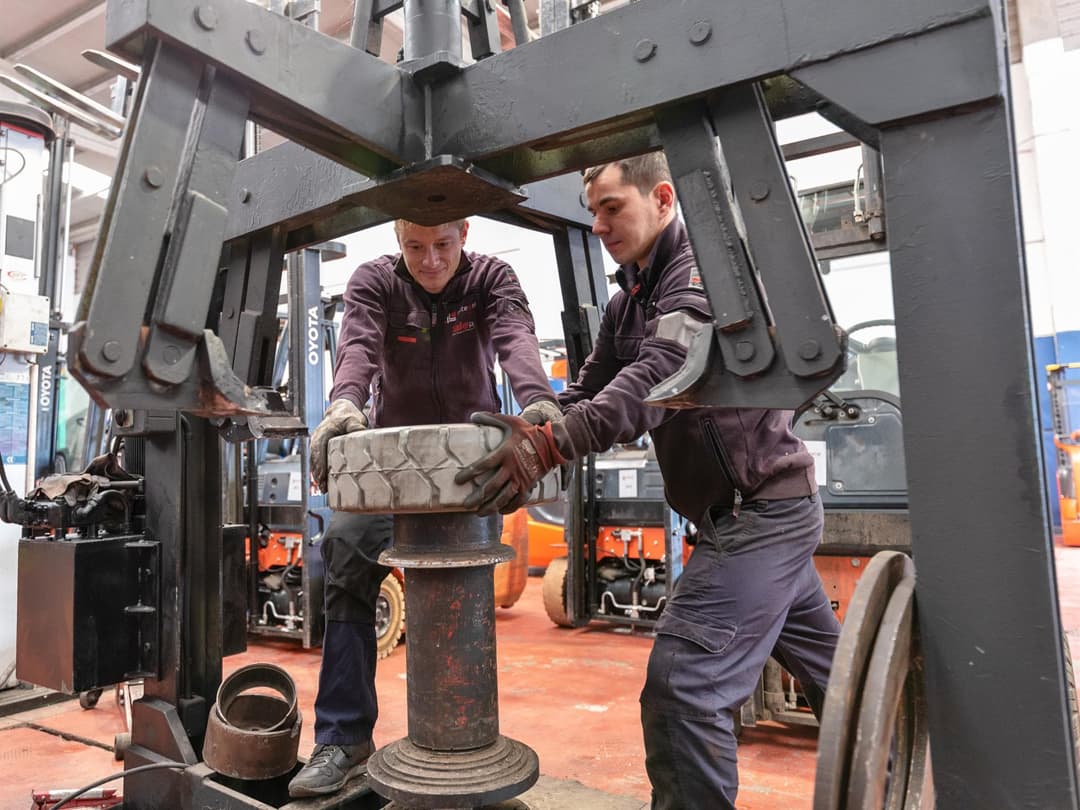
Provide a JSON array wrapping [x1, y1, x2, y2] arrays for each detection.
[[640, 495, 840, 810], [313, 511, 393, 745]]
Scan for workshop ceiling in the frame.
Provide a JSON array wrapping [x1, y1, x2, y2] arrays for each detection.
[[0, 0, 551, 244]]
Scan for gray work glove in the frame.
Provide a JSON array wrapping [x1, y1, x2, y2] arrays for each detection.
[[519, 398, 563, 426], [310, 398, 368, 493]]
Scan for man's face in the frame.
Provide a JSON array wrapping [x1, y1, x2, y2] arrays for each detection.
[[398, 221, 468, 294], [586, 165, 671, 269]]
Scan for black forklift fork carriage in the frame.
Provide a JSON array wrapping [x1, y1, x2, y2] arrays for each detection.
[[10, 0, 1073, 808]]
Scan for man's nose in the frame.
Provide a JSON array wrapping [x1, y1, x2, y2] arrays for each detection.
[[422, 247, 440, 266], [592, 216, 607, 235]]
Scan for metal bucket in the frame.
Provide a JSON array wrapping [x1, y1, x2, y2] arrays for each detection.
[[203, 662, 302, 779]]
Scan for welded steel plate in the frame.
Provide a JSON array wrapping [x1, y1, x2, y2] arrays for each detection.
[[347, 155, 527, 226], [327, 423, 560, 514]]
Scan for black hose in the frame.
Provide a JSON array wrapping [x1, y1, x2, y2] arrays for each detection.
[[49, 761, 187, 810], [0, 452, 12, 493]]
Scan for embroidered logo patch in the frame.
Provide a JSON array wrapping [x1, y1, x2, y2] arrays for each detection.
[[688, 266, 704, 291], [446, 302, 476, 325], [451, 321, 476, 336]]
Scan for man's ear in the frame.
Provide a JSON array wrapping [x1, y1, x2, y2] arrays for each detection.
[[654, 181, 676, 215], [460, 220, 470, 244]]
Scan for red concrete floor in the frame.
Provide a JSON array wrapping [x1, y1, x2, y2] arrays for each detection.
[[4, 541, 1080, 810]]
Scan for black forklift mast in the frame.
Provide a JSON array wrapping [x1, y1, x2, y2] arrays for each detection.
[[5, 1, 1074, 808], [22, 107, 66, 485], [241, 239, 356, 649]]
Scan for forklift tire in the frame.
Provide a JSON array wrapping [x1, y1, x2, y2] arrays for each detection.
[[78, 688, 102, 710], [542, 557, 573, 628], [327, 424, 560, 513], [376, 573, 405, 659], [1065, 632, 1080, 772]]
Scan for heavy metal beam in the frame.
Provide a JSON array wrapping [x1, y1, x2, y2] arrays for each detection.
[[224, 141, 594, 249], [882, 101, 1079, 807], [104, 0, 424, 175], [431, 0, 997, 182]]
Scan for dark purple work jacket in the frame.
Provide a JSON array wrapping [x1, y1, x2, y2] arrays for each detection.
[[330, 251, 554, 428], [555, 218, 815, 524]]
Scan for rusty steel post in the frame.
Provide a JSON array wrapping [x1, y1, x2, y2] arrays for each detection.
[[367, 512, 539, 808]]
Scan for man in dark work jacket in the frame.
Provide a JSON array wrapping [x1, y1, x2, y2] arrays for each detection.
[[289, 218, 559, 799], [457, 154, 840, 810]]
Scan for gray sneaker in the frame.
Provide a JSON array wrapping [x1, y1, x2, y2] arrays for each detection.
[[288, 741, 374, 798]]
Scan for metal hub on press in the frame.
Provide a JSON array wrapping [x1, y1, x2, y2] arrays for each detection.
[[342, 497, 539, 807], [369, 736, 539, 808]]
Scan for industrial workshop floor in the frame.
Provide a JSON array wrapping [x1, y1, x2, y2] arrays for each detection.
[[4, 538, 1080, 810]]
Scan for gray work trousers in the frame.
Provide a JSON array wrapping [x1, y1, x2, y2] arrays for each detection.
[[640, 495, 840, 810]]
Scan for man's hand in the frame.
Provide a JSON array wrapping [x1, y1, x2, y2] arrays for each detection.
[[455, 412, 566, 515], [311, 399, 368, 493], [519, 398, 563, 426]]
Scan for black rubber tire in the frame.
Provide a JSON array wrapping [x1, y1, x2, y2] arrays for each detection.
[[114, 732, 131, 761], [542, 557, 573, 628], [328, 423, 560, 513], [1065, 632, 1080, 773], [376, 573, 405, 659]]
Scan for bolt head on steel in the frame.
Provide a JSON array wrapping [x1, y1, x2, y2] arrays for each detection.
[[734, 340, 755, 362], [749, 181, 770, 201], [689, 21, 712, 45], [798, 339, 821, 360], [163, 345, 181, 365], [143, 166, 163, 188], [239, 188, 252, 203], [102, 340, 122, 362], [195, 5, 218, 30], [634, 39, 657, 62]]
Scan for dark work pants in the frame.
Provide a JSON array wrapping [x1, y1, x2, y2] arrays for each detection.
[[314, 512, 393, 745], [640, 495, 840, 810]]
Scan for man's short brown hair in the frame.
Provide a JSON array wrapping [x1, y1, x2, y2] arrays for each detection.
[[582, 152, 672, 195], [393, 218, 468, 236]]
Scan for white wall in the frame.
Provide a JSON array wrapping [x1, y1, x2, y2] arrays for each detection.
[[1014, 40, 1080, 339]]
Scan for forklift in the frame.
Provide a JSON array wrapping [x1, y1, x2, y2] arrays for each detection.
[[1049, 362, 1080, 547]]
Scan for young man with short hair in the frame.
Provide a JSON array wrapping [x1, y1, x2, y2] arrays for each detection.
[[458, 154, 840, 809]]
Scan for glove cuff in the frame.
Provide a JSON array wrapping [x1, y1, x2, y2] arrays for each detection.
[[539, 422, 569, 466]]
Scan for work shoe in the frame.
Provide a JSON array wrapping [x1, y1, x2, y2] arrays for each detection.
[[288, 741, 374, 798]]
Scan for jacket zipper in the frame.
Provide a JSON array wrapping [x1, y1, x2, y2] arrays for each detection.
[[702, 419, 743, 516], [430, 302, 443, 420]]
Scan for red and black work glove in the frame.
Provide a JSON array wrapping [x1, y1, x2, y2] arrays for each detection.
[[455, 412, 566, 516], [310, 399, 368, 493]]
